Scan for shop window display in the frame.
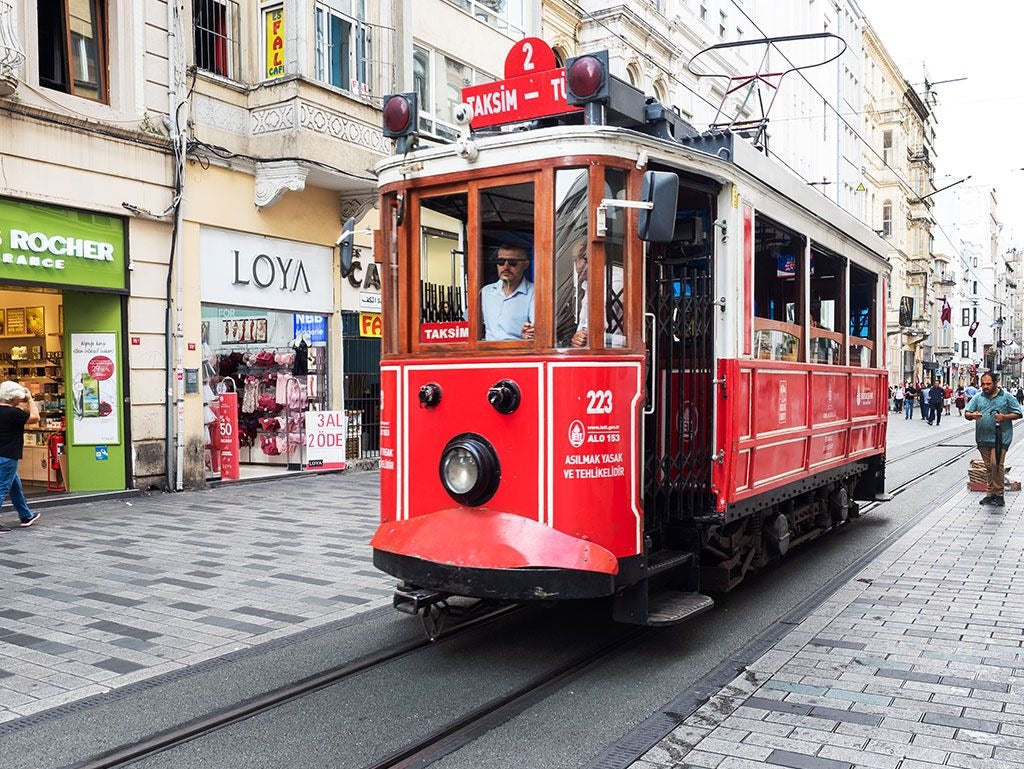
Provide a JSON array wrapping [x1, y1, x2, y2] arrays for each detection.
[[201, 307, 328, 479]]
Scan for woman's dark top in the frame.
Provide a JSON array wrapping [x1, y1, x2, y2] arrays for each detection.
[[0, 406, 29, 460]]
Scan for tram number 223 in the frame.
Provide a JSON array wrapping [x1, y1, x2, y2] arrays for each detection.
[[586, 389, 613, 414]]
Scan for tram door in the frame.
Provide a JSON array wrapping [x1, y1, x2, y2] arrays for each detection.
[[643, 181, 717, 551]]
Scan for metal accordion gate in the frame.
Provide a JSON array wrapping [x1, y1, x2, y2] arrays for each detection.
[[643, 249, 716, 547]]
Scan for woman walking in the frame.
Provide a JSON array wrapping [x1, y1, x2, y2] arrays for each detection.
[[0, 381, 41, 533], [955, 386, 967, 416]]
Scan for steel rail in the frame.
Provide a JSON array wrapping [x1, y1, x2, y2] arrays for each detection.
[[587, 429, 988, 769], [66, 604, 520, 769], [362, 628, 650, 769]]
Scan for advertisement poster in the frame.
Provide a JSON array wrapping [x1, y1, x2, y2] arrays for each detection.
[[305, 411, 346, 471], [70, 333, 119, 445], [213, 393, 240, 480]]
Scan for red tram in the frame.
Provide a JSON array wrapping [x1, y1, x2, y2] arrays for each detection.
[[368, 42, 888, 626]]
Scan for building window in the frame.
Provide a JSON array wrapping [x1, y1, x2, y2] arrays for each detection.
[[962, 340, 969, 358], [414, 43, 493, 142], [882, 130, 893, 165], [973, 280, 978, 295], [314, 1, 373, 94], [881, 201, 892, 238], [719, 10, 727, 37], [973, 338, 978, 353], [973, 307, 977, 323], [700, 2, 708, 21], [962, 308, 970, 326], [37, 0, 108, 101], [444, 0, 525, 36], [194, 0, 241, 79]]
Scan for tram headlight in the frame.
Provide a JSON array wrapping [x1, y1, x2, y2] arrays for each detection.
[[439, 433, 500, 506]]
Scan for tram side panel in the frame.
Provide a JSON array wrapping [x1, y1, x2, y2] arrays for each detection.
[[713, 359, 887, 513]]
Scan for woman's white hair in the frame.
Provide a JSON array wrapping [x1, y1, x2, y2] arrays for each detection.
[[0, 381, 29, 404]]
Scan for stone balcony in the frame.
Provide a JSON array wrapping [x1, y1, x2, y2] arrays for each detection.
[[189, 72, 388, 207]]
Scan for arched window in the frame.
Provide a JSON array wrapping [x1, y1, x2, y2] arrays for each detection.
[[881, 200, 892, 238], [653, 80, 668, 104], [552, 47, 566, 68], [626, 64, 641, 88]]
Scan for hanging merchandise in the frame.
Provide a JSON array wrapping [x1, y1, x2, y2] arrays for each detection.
[[293, 338, 309, 375]]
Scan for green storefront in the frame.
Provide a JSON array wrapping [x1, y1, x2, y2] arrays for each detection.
[[0, 197, 129, 495]]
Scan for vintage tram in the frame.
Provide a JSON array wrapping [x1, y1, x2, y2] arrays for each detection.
[[368, 41, 888, 626]]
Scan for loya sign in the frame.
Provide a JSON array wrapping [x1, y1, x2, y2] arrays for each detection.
[[201, 227, 333, 314]]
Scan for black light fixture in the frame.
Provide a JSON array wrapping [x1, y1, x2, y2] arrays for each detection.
[[382, 93, 419, 153]]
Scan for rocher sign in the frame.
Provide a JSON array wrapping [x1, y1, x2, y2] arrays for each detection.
[[0, 197, 126, 290]]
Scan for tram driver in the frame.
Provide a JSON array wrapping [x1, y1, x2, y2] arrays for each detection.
[[481, 242, 535, 341]]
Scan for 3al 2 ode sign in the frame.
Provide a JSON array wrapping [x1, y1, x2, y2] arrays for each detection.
[[305, 410, 347, 471]]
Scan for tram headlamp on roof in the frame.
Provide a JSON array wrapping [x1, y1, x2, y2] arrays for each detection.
[[564, 50, 646, 127], [439, 433, 500, 507], [382, 92, 419, 154]]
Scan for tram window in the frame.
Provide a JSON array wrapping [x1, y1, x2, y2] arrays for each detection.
[[479, 182, 536, 342], [603, 168, 628, 349], [849, 264, 876, 367], [418, 193, 469, 343], [753, 217, 805, 362], [809, 246, 844, 365], [554, 168, 589, 348]]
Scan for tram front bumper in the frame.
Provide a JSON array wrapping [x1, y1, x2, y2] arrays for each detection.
[[371, 508, 620, 600]]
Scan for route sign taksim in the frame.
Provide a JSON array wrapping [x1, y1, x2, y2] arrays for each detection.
[[461, 38, 582, 129]]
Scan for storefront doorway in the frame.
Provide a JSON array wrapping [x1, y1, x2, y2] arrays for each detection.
[[199, 226, 334, 482], [0, 197, 129, 496]]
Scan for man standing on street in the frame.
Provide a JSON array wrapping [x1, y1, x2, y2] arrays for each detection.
[[965, 372, 1023, 507], [903, 382, 917, 419], [927, 380, 945, 425]]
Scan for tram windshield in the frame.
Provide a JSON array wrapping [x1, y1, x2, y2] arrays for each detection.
[[408, 164, 632, 353]]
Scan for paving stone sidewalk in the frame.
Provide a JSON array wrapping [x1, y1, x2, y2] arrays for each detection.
[[0, 471, 390, 723], [633, 445, 1024, 769]]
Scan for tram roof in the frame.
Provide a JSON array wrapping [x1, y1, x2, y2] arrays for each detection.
[[375, 125, 890, 272]]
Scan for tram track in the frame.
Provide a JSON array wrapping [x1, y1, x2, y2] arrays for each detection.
[[62, 426, 979, 769], [66, 604, 521, 769]]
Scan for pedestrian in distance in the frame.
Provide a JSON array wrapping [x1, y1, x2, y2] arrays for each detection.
[[964, 372, 1023, 508], [965, 381, 979, 399], [1016, 383, 1024, 404], [894, 383, 905, 415], [943, 384, 953, 415], [927, 380, 945, 425], [918, 382, 930, 423], [0, 381, 41, 533], [903, 382, 917, 419], [955, 386, 966, 416]]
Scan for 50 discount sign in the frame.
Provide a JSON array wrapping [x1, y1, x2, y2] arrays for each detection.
[[304, 410, 347, 471]]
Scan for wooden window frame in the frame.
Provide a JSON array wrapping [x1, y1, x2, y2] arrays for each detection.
[[38, 0, 109, 103]]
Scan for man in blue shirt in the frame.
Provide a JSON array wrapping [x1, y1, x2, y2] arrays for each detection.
[[965, 372, 1023, 507], [480, 243, 534, 341]]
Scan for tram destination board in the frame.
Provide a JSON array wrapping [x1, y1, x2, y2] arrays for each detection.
[[462, 38, 581, 129]]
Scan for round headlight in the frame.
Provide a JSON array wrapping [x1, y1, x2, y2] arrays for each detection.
[[439, 433, 500, 506], [442, 447, 479, 494]]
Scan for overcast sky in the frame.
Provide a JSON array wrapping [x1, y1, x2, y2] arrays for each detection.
[[858, 0, 1023, 247]]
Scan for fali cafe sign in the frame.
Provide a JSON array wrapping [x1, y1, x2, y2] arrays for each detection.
[[0, 197, 127, 290], [200, 226, 334, 314]]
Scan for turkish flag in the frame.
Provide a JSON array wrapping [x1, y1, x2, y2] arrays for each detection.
[[940, 296, 952, 326], [969, 320, 980, 336]]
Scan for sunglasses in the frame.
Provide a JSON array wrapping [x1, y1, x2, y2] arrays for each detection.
[[496, 258, 525, 266]]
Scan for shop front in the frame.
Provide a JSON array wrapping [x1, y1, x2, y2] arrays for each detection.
[[0, 197, 129, 496], [199, 226, 334, 481], [339, 237, 381, 460]]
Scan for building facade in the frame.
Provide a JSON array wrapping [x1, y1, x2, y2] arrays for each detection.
[[862, 21, 936, 386]]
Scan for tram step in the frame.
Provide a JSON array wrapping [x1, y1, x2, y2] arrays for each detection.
[[646, 549, 695, 577], [646, 591, 715, 626]]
